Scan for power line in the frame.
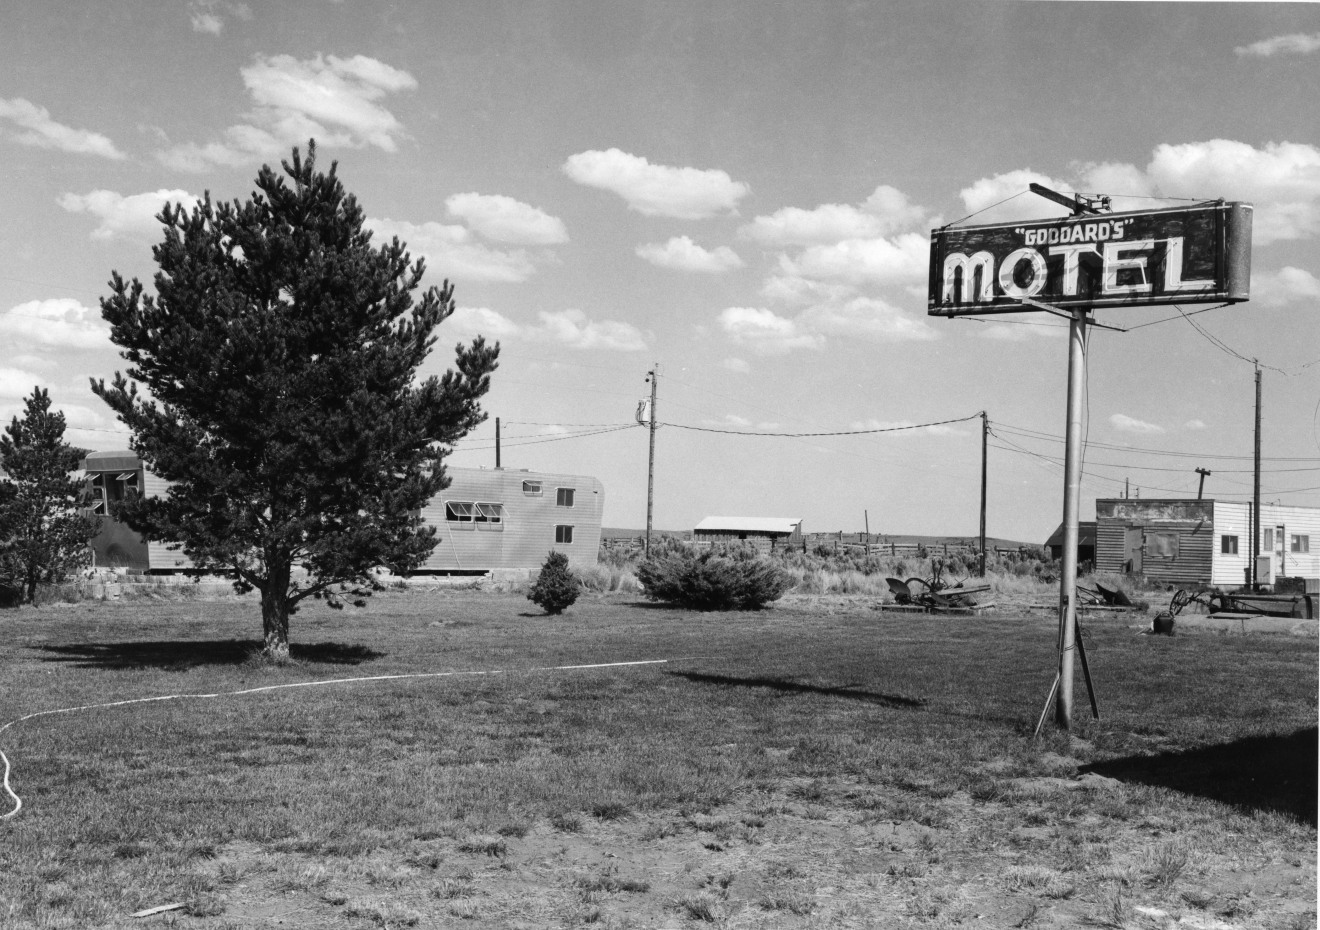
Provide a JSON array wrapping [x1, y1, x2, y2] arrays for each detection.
[[659, 413, 981, 438]]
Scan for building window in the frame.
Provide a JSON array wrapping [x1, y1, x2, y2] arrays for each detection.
[[522, 480, 542, 496], [88, 471, 138, 516], [1292, 535, 1311, 554], [556, 487, 575, 507], [555, 525, 574, 544], [1221, 535, 1238, 555], [474, 502, 504, 530], [1263, 528, 1273, 549], [445, 501, 475, 527]]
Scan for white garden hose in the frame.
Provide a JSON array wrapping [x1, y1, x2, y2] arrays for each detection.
[[0, 658, 682, 820]]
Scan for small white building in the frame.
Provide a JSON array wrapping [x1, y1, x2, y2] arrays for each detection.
[[692, 516, 804, 554]]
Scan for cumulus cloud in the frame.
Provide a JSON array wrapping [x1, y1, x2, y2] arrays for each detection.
[[718, 307, 825, 355], [1144, 140, 1320, 243], [1110, 414, 1164, 435], [1235, 32, 1320, 57], [158, 54, 417, 171], [740, 185, 931, 246], [0, 97, 125, 160], [535, 309, 647, 351], [444, 193, 568, 245], [444, 306, 525, 341], [1251, 266, 1320, 307], [562, 148, 748, 219], [0, 299, 111, 351], [722, 357, 750, 373], [0, 366, 48, 400], [776, 232, 929, 286], [444, 306, 646, 352], [1184, 420, 1207, 431], [366, 218, 539, 283], [59, 188, 199, 241], [189, 0, 251, 34], [799, 295, 938, 343], [635, 236, 743, 273], [963, 141, 1320, 245]]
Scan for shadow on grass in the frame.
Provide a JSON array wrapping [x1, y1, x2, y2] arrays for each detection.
[[37, 639, 384, 670], [667, 670, 926, 709], [1081, 727, 1317, 827]]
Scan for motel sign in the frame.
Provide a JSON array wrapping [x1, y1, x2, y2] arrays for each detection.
[[928, 201, 1252, 315]]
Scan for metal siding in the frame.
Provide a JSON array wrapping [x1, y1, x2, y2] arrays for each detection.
[[1094, 499, 1213, 584], [1211, 501, 1252, 587], [1094, 521, 1127, 574], [141, 468, 195, 571], [419, 467, 604, 572]]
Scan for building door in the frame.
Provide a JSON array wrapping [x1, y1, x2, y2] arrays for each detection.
[[1274, 525, 1286, 580], [1124, 526, 1144, 574]]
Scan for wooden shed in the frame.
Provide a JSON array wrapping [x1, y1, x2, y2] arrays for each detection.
[[80, 452, 603, 575], [1044, 521, 1096, 565], [692, 516, 803, 555], [1094, 499, 1320, 588]]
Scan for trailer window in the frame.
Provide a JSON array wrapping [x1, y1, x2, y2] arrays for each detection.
[[445, 501, 475, 527], [1220, 535, 1238, 555], [556, 487, 575, 507], [522, 480, 542, 496], [555, 525, 574, 544], [475, 502, 504, 529], [1292, 535, 1310, 553], [89, 473, 108, 515]]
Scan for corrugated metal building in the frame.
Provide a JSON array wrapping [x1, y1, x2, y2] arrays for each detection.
[[81, 452, 603, 574], [692, 516, 803, 554], [1095, 498, 1320, 587]]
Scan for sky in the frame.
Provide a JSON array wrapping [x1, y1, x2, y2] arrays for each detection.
[[1, 1, 1318, 544]]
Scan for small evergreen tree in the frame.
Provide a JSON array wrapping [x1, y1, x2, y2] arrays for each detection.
[[92, 142, 498, 658], [528, 550, 579, 615], [0, 388, 98, 603]]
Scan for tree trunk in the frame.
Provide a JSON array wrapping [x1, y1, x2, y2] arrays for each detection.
[[261, 557, 292, 661]]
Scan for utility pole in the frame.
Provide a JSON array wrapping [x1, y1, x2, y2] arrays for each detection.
[[645, 363, 659, 557], [1252, 365, 1261, 588], [979, 411, 988, 577], [1195, 467, 1210, 500], [495, 417, 501, 468], [1055, 309, 1087, 731]]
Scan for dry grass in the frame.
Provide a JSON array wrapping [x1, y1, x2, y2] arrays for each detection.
[[0, 589, 1312, 929]]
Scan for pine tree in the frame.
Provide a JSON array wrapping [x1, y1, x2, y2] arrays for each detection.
[[528, 550, 580, 615], [0, 388, 98, 604], [92, 142, 499, 658]]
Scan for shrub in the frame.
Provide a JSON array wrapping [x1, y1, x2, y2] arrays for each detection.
[[636, 543, 791, 610], [528, 551, 579, 615]]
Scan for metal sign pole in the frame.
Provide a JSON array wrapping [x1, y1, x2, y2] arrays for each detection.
[[1055, 308, 1088, 730]]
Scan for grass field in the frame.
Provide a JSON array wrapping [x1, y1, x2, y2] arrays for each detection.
[[1, 588, 1315, 929]]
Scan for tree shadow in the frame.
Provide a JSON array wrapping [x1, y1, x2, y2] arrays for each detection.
[[1080, 727, 1317, 827], [667, 670, 927, 709], [37, 639, 384, 670]]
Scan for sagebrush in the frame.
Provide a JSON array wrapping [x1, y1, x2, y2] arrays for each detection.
[[636, 541, 791, 610]]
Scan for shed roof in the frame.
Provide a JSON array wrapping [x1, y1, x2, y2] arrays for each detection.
[[694, 516, 802, 535], [1044, 521, 1097, 548]]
